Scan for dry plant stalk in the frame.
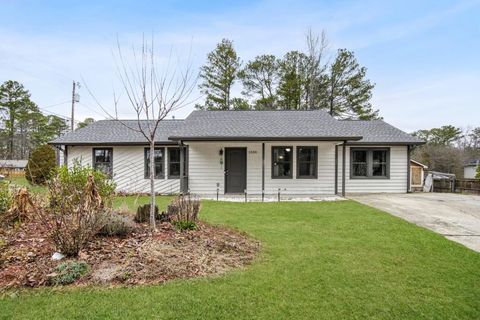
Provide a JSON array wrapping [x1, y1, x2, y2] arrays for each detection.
[[1, 187, 37, 226], [43, 175, 107, 257], [166, 194, 200, 222]]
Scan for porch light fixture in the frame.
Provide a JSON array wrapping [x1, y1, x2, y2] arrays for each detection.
[[219, 149, 224, 156], [285, 148, 291, 152]]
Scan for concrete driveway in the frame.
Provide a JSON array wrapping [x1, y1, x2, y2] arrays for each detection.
[[350, 193, 480, 252]]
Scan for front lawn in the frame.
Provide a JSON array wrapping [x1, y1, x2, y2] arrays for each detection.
[[1, 200, 479, 319]]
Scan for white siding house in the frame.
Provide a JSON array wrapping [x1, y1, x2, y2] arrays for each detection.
[[51, 110, 424, 197]]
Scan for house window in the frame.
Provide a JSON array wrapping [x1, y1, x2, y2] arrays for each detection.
[[351, 148, 390, 179], [168, 147, 187, 179], [92, 148, 113, 177], [272, 146, 293, 179], [297, 146, 317, 179], [144, 147, 165, 179]]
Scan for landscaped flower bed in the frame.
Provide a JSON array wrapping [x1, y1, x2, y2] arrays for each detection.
[[0, 213, 259, 289]]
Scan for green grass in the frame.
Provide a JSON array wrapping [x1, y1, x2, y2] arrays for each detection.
[[1, 200, 479, 319], [5, 176, 47, 194]]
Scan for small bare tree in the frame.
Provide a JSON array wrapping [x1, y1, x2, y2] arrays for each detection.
[[305, 28, 329, 110], [86, 37, 196, 230]]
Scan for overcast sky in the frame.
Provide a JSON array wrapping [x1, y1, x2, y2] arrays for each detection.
[[1, 0, 479, 132]]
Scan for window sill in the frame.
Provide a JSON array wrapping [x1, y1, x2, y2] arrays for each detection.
[[297, 176, 318, 179], [271, 176, 293, 179], [350, 176, 390, 180]]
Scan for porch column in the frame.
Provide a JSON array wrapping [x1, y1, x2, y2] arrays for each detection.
[[179, 142, 185, 194], [342, 141, 346, 197], [334, 145, 338, 195]]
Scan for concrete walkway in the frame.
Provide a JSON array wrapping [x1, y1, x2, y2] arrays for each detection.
[[350, 193, 480, 253]]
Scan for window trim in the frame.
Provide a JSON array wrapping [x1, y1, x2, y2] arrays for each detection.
[[271, 146, 293, 179], [296, 146, 318, 179], [167, 147, 187, 179], [350, 147, 390, 179], [144, 147, 165, 179], [92, 148, 113, 177]]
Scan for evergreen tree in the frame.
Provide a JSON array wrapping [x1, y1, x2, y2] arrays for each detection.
[[238, 55, 279, 110], [277, 51, 309, 110], [77, 117, 95, 129], [325, 49, 379, 119], [0, 80, 36, 159], [198, 39, 241, 110]]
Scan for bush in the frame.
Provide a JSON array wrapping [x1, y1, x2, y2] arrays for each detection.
[[0, 181, 12, 215], [167, 194, 200, 221], [25, 144, 57, 185], [48, 261, 88, 285], [134, 204, 160, 223], [172, 220, 197, 230], [43, 164, 116, 256], [98, 212, 135, 237], [166, 194, 200, 230]]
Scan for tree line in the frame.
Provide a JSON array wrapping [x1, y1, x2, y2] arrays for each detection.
[[412, 125, 480, 177], [0, 80, 69, 160], [196, 30, 380, 120]]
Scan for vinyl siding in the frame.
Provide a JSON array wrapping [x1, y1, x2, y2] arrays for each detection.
[[66, 145, 180, 194], [65, 142, 409, 195], [186, 141, 338, 195], [337, 145, 408, 193]]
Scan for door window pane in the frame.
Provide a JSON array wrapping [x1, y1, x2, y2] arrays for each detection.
[[272, 147, 292, 178]]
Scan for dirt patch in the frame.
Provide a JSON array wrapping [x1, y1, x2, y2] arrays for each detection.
[[0, 219, 260, 290]]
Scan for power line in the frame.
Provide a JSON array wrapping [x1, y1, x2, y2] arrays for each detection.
[[40, 101, 71, 109]]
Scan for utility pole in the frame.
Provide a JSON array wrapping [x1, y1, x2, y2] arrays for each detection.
[[71, 81, 80, 131]]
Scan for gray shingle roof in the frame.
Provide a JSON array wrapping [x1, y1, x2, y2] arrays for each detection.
[[50, 120, 183, 145], [169, 110, 362, 141], [339, 120, 424, 145], [50, 110, 424, 145]]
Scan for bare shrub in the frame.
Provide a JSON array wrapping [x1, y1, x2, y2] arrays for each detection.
[[135, 204, 160, 223], [43, 165, 116, 257], [166, 195, 200, 230], [98, 212, 135, 237]]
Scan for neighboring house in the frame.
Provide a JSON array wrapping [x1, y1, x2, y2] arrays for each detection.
[[50, 110, 424, 197], [410, 159, 428, 191], [0, 159, 28, 174], [464, 160, 479, 179]]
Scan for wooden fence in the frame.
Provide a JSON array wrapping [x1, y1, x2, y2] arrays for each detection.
[[433, 179, 480, 195], [0, 169, 25, 178]]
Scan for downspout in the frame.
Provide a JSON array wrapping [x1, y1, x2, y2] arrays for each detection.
[[407, 145, 411, 193], [178, 140, 185, 194], [262, 142, 265, 202], [342, 141, 346, 197]]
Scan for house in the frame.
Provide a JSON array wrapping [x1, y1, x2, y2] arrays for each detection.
[[0, 159, 28, 176], [50, 110, 424, 197], [409, 159, 428, 191], [464, 160, 479, 179]]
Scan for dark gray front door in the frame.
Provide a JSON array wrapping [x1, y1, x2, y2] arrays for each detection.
[[225, 148, 247, 194]]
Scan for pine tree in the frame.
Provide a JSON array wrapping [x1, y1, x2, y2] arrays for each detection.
[[198, 39, 241, 110], [0, 80, 36, 159], [325, 49, 379, 120], [238, 54, 279, 110], [277, 51, 309, 110]]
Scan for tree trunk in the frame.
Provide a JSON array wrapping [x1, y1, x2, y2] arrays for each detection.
[[149, 141, 156, 230], [8, 108, 14, 160]]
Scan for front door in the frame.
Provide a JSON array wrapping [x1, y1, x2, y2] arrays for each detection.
[[225, 148, 247, 193]]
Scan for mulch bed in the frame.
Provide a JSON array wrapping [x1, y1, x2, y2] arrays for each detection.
[[0, 219, 260, 290]]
